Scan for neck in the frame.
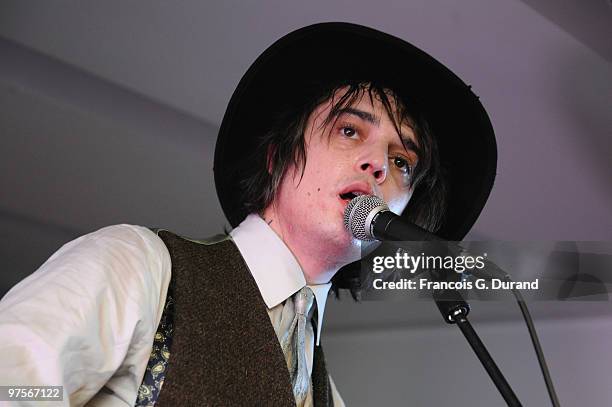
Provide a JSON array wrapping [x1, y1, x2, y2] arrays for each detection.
[[260, 209, 348, 285]]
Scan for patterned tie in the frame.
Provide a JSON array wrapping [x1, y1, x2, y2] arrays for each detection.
[[281, 286, 315, 407]]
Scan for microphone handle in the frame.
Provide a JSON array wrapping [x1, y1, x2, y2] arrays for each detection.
[[371, 210, 444, 242]]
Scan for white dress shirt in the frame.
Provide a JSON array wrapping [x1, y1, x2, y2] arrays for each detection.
[[0, 218, 344, 406]]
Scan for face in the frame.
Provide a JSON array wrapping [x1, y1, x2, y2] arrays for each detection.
[[268, 89, 419, 267]]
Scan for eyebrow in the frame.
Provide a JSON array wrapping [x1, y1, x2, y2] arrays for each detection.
[[335, 107, 420, 156], [337, 107, 380, 126]]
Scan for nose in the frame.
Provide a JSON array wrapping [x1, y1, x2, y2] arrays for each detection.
[[357, 149, 388, 184]]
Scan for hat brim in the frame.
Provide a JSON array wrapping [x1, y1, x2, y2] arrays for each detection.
[[215, 22, 496, 241]]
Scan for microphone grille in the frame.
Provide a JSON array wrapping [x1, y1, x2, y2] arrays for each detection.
[[344, 195, 389, 241]]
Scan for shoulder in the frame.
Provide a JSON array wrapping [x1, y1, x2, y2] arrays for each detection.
[[7, 224, 172, 315], [2, 224, 173, 341], [50, 224, 169, 261], [45, 224, 170, 278], [53, 223, 171, 300]]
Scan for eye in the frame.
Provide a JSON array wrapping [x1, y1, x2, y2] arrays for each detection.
[[392, 156, 412, 174], [340, 126, 358, 138]]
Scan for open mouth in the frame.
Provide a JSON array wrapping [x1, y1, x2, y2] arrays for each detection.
[[338, 182, 372, 208], [339, 191, 366, 202]]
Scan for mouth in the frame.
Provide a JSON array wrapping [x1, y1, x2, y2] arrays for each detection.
[[338, 183, 373, 207], [339, 191, 366, 202]]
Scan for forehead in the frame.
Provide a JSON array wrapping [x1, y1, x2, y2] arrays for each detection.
[[310, 86, 417, 145]]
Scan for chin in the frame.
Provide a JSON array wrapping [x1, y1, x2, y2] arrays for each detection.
[[322, 225, 362, 263]]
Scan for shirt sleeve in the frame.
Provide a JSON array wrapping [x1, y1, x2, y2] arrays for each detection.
[[0, 224, 171, 406]]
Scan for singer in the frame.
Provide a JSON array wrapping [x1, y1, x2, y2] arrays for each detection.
[[0, 23, 496, 406]]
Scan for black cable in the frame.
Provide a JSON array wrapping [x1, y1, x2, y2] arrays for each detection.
[[509, 283, 561, 407]]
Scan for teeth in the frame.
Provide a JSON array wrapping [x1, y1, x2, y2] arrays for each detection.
[[353, 191, 365, 196]]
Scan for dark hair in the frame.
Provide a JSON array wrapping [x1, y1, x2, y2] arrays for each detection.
[[241, 81, 446, 299]]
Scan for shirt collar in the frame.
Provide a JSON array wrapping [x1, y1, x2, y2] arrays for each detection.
[[230, 213, 332, 344]]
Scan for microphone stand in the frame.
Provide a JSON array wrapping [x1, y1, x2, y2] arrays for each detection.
[[433, 288, 522, 407]]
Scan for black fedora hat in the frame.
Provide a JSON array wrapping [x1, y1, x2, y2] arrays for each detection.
[[214, 22, 496, 241]]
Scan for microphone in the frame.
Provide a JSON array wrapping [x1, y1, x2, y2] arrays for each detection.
[[344, 195, 508, 280], [344, 195, 442, 242]]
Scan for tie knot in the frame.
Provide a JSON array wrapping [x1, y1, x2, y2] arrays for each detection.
[[294, 286, 314, 316]]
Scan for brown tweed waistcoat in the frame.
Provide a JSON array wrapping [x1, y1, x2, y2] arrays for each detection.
[[154, 230, 334, 407]]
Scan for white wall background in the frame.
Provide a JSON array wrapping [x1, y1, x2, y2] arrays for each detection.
[[0, 1, 611, 405]]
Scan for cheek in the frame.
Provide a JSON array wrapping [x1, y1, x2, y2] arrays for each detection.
[[385, 187, 413, 215], [301, 150, 339, 192], [283, 165, 329, 213]]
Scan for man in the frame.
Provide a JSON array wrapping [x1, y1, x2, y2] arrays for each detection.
[[0, 23, 496, 406]]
